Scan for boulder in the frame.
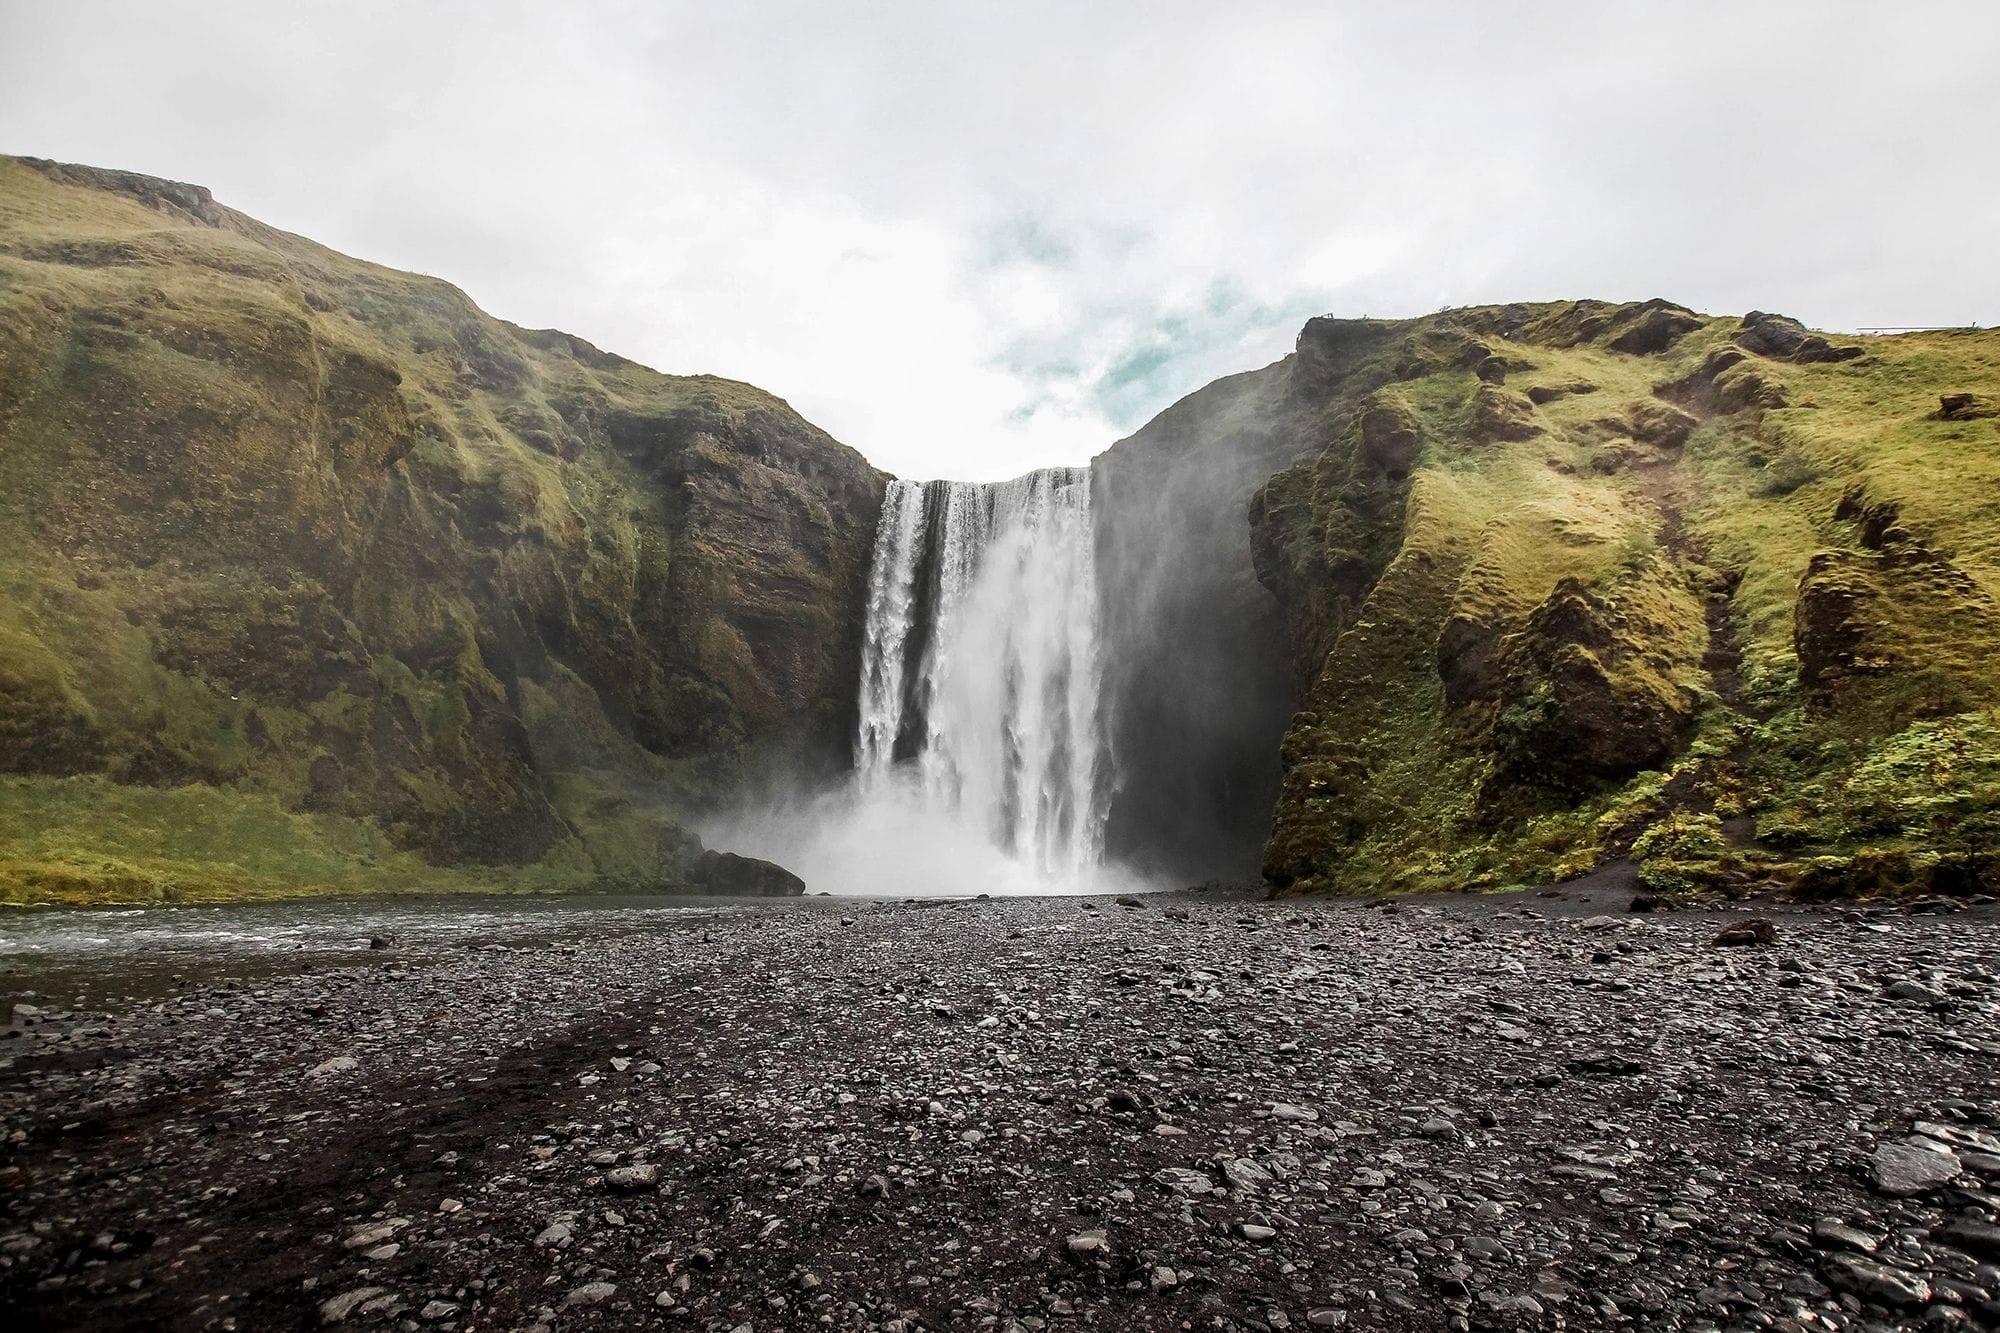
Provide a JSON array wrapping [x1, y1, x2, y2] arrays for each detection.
[[1469, 385, 1541, 443], [1711, 918, 1777, 947], [684, 850, 806, 897], [1868, 1137, 1961, 1196], [1607, 302, 1705, 355], [1734, 311, 1862, 363], [1358, 395, 1423, 475], [1626, 400, 1699, 449]]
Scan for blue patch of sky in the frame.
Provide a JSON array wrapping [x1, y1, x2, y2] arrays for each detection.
[[1085, 278, 1332, 429]]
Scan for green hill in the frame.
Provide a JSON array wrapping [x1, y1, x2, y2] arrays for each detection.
[[1235, 302, 2000, 897], [0, 157, 883, 904]]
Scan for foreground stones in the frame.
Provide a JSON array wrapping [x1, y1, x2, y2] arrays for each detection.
[[0, 890, 1996, 1331]]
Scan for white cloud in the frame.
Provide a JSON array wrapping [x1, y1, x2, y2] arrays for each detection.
[[2, 0, 1996, 480]]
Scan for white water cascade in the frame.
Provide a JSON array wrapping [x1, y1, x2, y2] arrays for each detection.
[[854, 469, 1112, 878], [704, 466, 1138, 896]]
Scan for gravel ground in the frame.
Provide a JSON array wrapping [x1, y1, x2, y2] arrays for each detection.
[[2, 887, 1998, 1333]]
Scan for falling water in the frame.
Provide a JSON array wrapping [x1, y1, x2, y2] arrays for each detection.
[[854, 468, 1112, 878]]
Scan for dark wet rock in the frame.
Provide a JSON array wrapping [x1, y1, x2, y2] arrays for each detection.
[[1940, 392, 1992, 420], [1935, 1219, 2000, 1259], [683, 849, 807, 897]]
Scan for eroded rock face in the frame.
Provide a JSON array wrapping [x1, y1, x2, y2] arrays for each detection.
[[1488, 579, 1700, 789], [1735, 310, 1863, 364]]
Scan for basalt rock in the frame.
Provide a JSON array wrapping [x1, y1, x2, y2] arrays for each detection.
[[684, 849, 807, 897], [1736, 310, 1864, 364]]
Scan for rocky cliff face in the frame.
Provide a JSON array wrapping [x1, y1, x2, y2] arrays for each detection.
[[1240, 301, 2000, 897], [0, 157, 884, 903]]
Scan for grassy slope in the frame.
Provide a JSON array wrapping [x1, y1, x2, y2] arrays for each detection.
[[1252, 302, 2000, 897], [0, 158, 884, 906]]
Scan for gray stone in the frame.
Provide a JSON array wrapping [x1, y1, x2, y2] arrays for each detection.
[[1869, 1138, 1962, 1196], [1820, 1254, 1932, 1308], [320, 1287, 388, 1325], [604, 1163, 660, 1192], [563, 1281, 616, 1307]]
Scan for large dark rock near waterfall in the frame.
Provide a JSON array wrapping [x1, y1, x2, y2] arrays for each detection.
[[682, 849, 806, 897], [0, 156, 885, 904]]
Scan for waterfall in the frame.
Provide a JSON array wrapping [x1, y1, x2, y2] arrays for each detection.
[[854, 468, 1112, 878]]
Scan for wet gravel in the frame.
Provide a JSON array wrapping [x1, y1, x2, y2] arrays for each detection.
[[2, 888, 1998, 1332]]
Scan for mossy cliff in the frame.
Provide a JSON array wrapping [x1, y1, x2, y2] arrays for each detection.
[[0, 157, 885, 905], [1235, 300, 2000, 897]]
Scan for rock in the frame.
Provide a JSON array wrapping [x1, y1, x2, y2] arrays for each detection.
[[1566, 1052, 1645, 1076], [342, 1219, 408, 1249], [533, 1221, 574, 1248], [1820, 1254, 1932, 1308], [310, 1055, 360, 1077], [1478, 1292, 1545, 1316], [1940, 392, 1992, 420], [604, 1163, 660, 1192], [418, 1300, 460, 1322], [1154, 1167, 1215, 1194], [1607, 301, 1704, 355], [367, 935, 394, 950], [1812, 1218, 1882, 1254], [1935, 1219, 2000, 1259], [1237, 1222, 1278, 1242], [563, 1281, 616, 1307], [1359, 395, 1424, 475], [1886, 979, 1950, 1006], [1626, 399, 1699, 449], [1735, 310, 1863, 363], [1222, 1158, 1273, 1192], [1114, 894, 1144, 908], [1526, 382, 1597, 405], [1869, 1138, 1962, 1196], [683, 849, 806, 897], [1066, 1229, 1108, 1255], [1712, 918, 1777, 947], [1469, 384, 1541, 443], [320, 1287, 389, 1325]]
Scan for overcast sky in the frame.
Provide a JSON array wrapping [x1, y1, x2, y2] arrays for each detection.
[[4, 2, 1996, 480]]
